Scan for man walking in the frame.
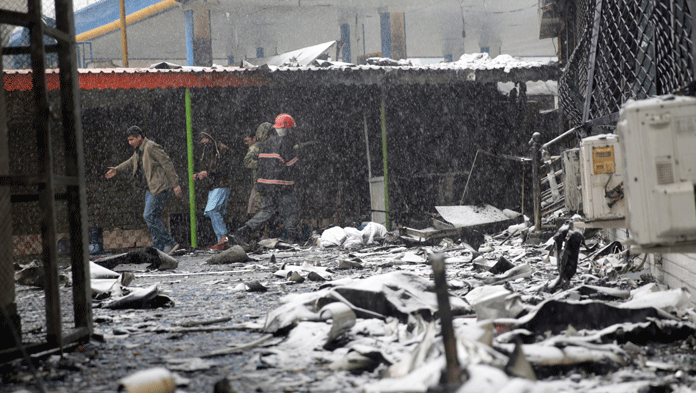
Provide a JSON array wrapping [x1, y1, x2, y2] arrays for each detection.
[[233, 114, 300, 245], [193, 129, 233, 250], [105, 126, 182, 254], [244, 122, 273, 219]]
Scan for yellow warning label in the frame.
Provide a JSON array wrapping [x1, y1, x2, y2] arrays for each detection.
[[592, 146, 615, 175]]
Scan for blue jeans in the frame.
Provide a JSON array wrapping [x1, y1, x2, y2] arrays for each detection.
[[144, 190, 176, 251], [204, 187, 231, 242]]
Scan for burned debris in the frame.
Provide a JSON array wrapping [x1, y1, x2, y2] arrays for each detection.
[[7, 201, 696, 393], [2, 3, 696, 392]]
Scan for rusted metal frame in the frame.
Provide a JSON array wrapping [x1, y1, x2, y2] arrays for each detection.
[[3, 44, 60, 55], [28, 0, 62, 348], [582, 0, 604, 124], [0, 327, 89, 363], [43, 24, 72, 44], [0, 174, 79, 186], [0, 11, 30, 26], [0, 22, 20, 355], [56, 0, 93, 336]]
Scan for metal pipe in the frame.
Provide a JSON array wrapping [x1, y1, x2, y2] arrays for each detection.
[[541, 126, 581, 150], [76, 0, 178, 42], [185, 10, 194, 66], [185, 89, 197, 247], [530, 132, 541, 231], [521, 164, 525, 216], [459, 149, 480, 205], [429, 251, 465, 389], [119, 0, 129, 67], [364, 113, 376, 223], [363, 113, 372, 179], [380, 88, 390, 230]]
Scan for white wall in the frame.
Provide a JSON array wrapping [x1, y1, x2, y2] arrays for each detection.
[[656, 253, 696, 297], [83, 0, 556, 67], [87, 10, 187, 67], [604, 227, 696, 305]]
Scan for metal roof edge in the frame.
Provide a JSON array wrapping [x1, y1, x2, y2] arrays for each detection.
[[3, 63, 561, 91]]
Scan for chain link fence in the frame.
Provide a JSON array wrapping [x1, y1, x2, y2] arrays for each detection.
[[559, 0, 695, 127], [2, 0, 59, 70]]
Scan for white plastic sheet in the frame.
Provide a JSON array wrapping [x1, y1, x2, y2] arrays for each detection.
[[320, 226, 347, 248]]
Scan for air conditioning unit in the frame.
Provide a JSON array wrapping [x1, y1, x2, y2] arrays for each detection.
[[617, 95, 696, 249], [578, 133, 627, 227]]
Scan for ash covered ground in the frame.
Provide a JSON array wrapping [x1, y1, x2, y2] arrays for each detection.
[[4, 226, 696, 393]]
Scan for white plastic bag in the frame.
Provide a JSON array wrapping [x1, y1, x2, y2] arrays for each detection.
[[320, 226, 347, 248], [361, 222, 387, 245], [343, 227, 364, 249]]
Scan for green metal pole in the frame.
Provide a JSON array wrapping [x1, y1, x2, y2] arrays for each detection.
[[185, 89, 197, 247], [380, 95, 391, 231]]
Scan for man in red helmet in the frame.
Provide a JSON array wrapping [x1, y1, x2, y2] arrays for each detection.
[[232, 113, 300, 246], [273, 113, 295, 136]]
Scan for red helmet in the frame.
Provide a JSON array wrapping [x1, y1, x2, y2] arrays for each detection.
[[273, 113, 295, 129]]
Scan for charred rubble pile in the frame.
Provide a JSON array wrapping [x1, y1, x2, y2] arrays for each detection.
[[7, 204, 696, 393], [228, 207, 695, 393]]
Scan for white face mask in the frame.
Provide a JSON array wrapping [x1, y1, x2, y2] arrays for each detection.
[[276, 128, 287, 137]]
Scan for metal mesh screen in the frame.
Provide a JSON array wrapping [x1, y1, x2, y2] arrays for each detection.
[[2, 0, 57, 70], [2, 0, 28, 13], [559, 0, 695, 127]]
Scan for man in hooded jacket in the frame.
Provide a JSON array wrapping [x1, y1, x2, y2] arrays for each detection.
[[194, 129, 233, 249], [244, 122, 273, 219]]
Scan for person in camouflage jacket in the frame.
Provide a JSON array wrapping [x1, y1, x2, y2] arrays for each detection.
[[233, 114, 300, 246], [244, 122, 273, 218]]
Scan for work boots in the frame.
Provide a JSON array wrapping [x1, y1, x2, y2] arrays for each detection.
[[230, 225, 253, 248]]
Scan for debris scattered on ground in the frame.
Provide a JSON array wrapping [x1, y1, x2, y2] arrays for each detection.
[[92, 247, 178, 271], [7, 210, 696, 393], [206, 245, 252, 264], [99, 284, 174, 309], [14, 261, 71, 288]]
